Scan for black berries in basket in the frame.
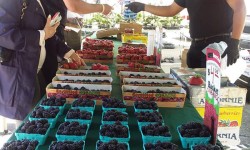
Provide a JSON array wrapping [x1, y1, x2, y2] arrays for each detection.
[[135, 111, 163, 122], [103, 110, 128, 121], [49, 141, 84, 150], [97, 140, 128, 150], [141, 123, 171, 137], [72, 98, 95, 107], [31, 107, 59, 118], [144, 141, 178, 150], [41, 96, 66, 106], [100, 122, 128, 138], [193, 144, 222, 150], [1, 140, 38, 150], [20, 119, 49, 134], [179, 122, 211, 137], [134, 100, 158, 110], [57, 121, 88, 136], [66, 109, 92, 120], [102, 98, 126, 108]]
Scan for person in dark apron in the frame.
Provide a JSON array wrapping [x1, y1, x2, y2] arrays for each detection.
[[126, 0, 246, 68]]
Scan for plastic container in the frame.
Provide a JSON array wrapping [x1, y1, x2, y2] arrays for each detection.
[[71, 100, 96, 112], [28, 107, 60, 128], [65, 111, 93, 124], [177, 126, 211, 149], [101, 111, 128, 125], [133, 104, 159, 113], [139, 125, 172, 143], [56, 124, 89, 142], [99, 125, 130, 142], [49, 141, 85, 150], [15, 123, 51, 145], [96, 140, 130, 150], [40, 103, 66, 115], [102, 101, 126, 112]]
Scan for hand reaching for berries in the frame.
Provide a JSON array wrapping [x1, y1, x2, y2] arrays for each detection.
[[69, 52, 86, 66]]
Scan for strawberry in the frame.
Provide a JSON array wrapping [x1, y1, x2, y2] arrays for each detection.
[[92, 64, 98, 70], [96, 63, 102, 68], [229, 121, 238, 127], [63, 63, 70, 69], [143, 56, 150, 61], [189, 74, 204, 85], [68, 62, 78, 69]]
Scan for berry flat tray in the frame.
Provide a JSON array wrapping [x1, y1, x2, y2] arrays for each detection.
[[101, 111, 128, 125], [177, 126, 211, 149], [95, 140, 130, 150], [71, 100, 96, 112], [56, 124, 90, 142], [99, 125, 130, 143], [65, 110, 93, 125], [15, 123, 51, 145]]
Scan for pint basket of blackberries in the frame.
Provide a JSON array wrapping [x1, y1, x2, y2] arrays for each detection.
[[191, 144, 222, 150], [102, 98, 126, 112], [65, 109, 93, 124], [40, 96, 66, 115], [134, 100, 159, 112], [29, 106, 60, 128], [1, 140, 39, 150], [140, 123, 172, 143], [177, 122, 211, 148], [99, 122, 130, 143], [102, 110, 128, 125], [15, 119, 51, 145], [143, 141, 178, 150], [96, 140, 130, 150], [135, 111, 163, 127], [71, 98, 96, 112], [56, 121, 89, 142], [49, 141, 85, 150]]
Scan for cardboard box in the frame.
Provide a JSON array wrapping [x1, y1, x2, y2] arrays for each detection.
[[122, 85, 186, 108], [96, 28, 120, 39], [217, 127, 241, 146], [119, 71, 172, 83], [56, 70, 111, 77], [123, 78, 181, 87], [116, 64, 161, 74], [121, 34, 148, 44], [120, 22, 142, 34], [170, 68, 247, 107], [116, 57, 155, 65], [52, 76, 113, 85], [195, 107, 243, 127], [46, 83, 111, 103]]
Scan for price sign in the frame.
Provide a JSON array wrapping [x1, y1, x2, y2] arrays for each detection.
[[204, 48, 221, 144]]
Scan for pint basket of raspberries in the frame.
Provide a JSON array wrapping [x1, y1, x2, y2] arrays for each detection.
[[134, 100, 159, 112], [140, 123, 172, 143], [71, 98, 96, 112], [49, 141, 85, 150], [15, 119, 51, 145], [1, 140, 39, 150], [102, 98, 126, 112], [99, 122, 130, 143], [56, 121, 89, 142], [135, 111, 164, 127], [65, 109, 93, 124], [102, 110, 128, 125], [29, 106, 60, 128], [143, 141, 178, 150], [177, 122, 211, 148], [40, 96, 67, 115], [96, 140, 130, 150]]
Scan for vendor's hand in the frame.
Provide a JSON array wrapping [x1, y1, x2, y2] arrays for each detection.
[[69, 52, 85, 66], [44, 15, 60, 40], [102, 4, 113, 15], [125, 2, 145, 13], [221, 38, 240, 66]]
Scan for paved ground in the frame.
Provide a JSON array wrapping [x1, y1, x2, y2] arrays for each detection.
[[240, 104, 250, 144]]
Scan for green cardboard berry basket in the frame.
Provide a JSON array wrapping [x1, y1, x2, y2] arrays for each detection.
[[101, 111, 128, 125], [99, 125, 130, 143], [96, 140, 130, 150], [48, 141, 85, 150], [71, 99, 96, 112], [133, 103, 159, 113], [65, 110, 93, 124]]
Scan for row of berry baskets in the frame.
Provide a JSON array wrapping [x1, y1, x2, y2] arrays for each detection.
[[2, 96, 216, 150]]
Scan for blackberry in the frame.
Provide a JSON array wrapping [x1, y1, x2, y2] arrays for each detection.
[[19, 119, 49, 134], [49, 141, 84, 150], [99, 122, 128, 138], [103, 110, 128, 121], [1, 140, 38, 150], [41, 97, 66, 106], [66, 109, 92, 120], [72, 98, 95, 107], [134, 100, 158, 110], [102, 98, 126, 108], [179, 122, 211, 138], [30, 107, 59, 118], [57, 121, 88, 136], [135, 111, 163, 123], [144, 141, 178, 150]]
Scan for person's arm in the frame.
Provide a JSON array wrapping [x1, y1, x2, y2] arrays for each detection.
[[145, 2, 184, 17], [227, 0, 246, 40], [63, 0, 112, 15]]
